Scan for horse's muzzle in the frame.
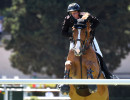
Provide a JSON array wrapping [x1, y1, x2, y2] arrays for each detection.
[[74, 49, 82, 56]]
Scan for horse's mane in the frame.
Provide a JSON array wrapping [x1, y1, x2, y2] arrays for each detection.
[[81, 12, 90, 19]]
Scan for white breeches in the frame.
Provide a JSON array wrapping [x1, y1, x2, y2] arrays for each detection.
[[69, 37, 103, 57]]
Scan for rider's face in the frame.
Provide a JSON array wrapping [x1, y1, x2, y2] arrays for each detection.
[[70, 11, 79, 19]]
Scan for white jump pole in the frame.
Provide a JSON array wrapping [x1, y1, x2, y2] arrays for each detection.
[[0, 79, 130, 85]]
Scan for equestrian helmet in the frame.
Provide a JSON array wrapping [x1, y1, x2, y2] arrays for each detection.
[[67, 3, 80, 12]]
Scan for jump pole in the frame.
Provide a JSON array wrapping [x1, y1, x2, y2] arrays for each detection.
[[0, 79, 130, 85]]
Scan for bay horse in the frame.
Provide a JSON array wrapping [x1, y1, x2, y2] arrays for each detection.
[[61, 16, 109, 100]]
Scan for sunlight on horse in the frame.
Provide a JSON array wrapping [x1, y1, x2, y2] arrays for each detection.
[[64, 15, 109, 100]]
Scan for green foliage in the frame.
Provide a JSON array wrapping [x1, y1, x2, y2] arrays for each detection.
[[4, 0, 69, 77], [3, 0, 130, 77]]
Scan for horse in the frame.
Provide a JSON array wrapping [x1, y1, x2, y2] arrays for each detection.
[[61, 15, 109, 100]]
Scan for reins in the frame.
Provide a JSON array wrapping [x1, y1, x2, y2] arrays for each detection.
[[80, 55, 82, 79]]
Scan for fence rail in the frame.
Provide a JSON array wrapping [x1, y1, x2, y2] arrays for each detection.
[[0, 79, 130, 85], [24, 97, 71, 100], [0, 88, 60, 92]]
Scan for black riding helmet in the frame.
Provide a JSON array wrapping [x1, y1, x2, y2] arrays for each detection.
[[67, 3, 80, 13]]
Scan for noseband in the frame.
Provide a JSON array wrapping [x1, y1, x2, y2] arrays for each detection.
[[73, 40, 90, 56]]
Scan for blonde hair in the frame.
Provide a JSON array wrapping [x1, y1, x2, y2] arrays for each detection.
[[82, 12, 90, 19]]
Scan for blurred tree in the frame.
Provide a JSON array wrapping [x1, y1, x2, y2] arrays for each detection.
[[3, 0, 130, 78], [4, 0, 69, 78]]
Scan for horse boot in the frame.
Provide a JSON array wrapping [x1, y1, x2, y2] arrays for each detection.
[[87, 68, 97, 93], [60, 70, 70, 95], [60, 85, 70, 95], [60, 60, 72, 95], [88, 85, 97, 93]]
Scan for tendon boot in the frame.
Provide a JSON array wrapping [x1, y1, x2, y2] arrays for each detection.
[[60, 70, 70, 95], [60, 84, 70, 95], [87, 68, 97, 93]]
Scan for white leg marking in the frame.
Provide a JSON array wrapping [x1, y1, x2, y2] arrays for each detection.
[[65, 60, 72, 66], [75, 29, 81, 54]]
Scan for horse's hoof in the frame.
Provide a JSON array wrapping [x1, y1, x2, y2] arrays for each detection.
[[60, 85, 70, 95], [88, 85, 97, 93]]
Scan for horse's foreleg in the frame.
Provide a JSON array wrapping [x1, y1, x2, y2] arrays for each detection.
[[64, 60, 72, 79], [60, 60, 72, 95], [86, 61, 97, 93]]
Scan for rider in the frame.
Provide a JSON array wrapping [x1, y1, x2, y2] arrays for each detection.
[[62, 3, 117, 79]]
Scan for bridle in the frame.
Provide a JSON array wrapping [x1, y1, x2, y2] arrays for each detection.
[[73, 37, 91, 53], [72, 25, 91, 55]]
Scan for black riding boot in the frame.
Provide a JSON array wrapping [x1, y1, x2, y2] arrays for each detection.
[[96, 53, 118, 79]]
